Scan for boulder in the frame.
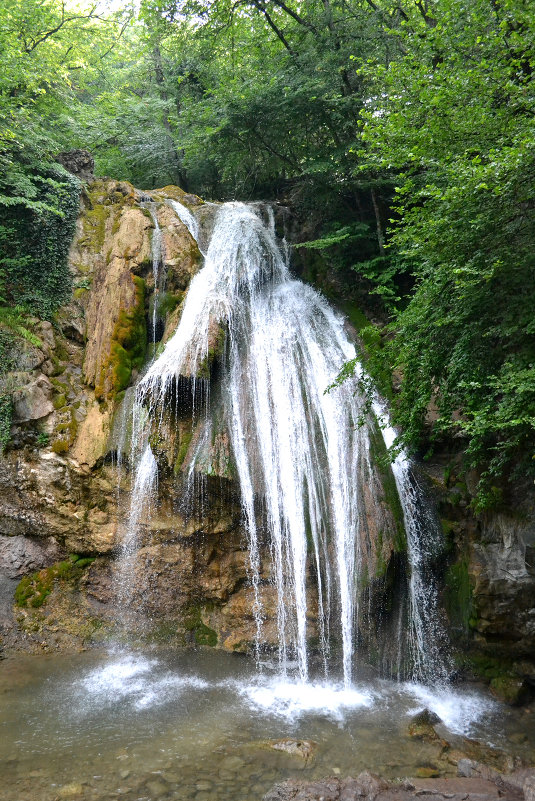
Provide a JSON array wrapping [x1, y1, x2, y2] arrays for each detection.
[[12, 374, 53, 422], [263, 739, 317, 764]]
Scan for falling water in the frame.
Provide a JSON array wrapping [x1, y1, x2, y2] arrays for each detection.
[[126, 200, 448, 686], [112, 201, 164, 612], [170, 199, 201, 247], [142, 203, 164, 343], [375, 404, 451, 683]]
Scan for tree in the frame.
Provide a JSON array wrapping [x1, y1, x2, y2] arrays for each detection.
[[360, 0, 535, 502]]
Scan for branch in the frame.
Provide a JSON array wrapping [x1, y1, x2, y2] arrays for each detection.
[[266, 0, 317, 33], [24, 4, 101, 53], [250, 0, 295, 54]]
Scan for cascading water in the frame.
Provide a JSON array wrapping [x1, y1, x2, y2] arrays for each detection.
[[124, 199, 449, 687], [170, 199, 201, 247], [373, 402, 452, 684], [143, 202, 165, 344]]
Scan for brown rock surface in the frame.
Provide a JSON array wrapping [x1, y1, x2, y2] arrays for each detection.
[[263, 773, 507, 801]]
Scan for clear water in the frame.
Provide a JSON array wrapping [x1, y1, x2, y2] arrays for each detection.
[[1, 649, 533, 801]]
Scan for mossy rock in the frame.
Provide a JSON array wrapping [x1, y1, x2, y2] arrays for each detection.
[[368, 415, 406, 553], [490, 676, 529, 706], [14, 558, 95, 608], [183, 606, 218, 647], [415, 768, 441, 779], [444, 559, 473, 634], [95, 275, 147, 401], [408, 708, 442, 742], [174, 429, 193, 474], [196, 323, 226, 379], [53, 394, 67, 410]]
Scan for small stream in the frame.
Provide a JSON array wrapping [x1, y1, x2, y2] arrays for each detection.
[[1, 649, 534, 801]]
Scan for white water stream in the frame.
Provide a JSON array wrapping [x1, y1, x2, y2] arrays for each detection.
[[126, 200, 448, 687]]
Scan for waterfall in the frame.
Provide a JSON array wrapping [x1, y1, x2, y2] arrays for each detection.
[[124, 200, 448, 686], [170, 199, 200, 247], [141, 201, 166, 345], [374, 403, 452, 684]]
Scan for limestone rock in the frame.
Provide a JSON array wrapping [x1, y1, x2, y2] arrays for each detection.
[[408, 708, 444, 742], [12, 374, 53, 422], [155, 203, 201, 291], [0, 535, 65, 578], [71, 401, 112, 469], [56, 302, 85, 343], [263, 739, 317, 764]]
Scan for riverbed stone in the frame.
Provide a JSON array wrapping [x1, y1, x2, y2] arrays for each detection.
[[262, 739, 318, 764], [57, 782, 84, 798], [263, 773, 510, 801], [144, 777, 169, 797]]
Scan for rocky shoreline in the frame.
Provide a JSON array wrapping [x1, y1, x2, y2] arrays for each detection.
[[263, 767, 535, 801]]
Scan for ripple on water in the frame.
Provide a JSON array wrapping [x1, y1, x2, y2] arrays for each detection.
[[1, 650, 533, 801]]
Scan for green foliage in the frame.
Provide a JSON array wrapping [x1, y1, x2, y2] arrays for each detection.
[[1, 168, 81, 318], [358, 0, 535, 500], [0, 0, 132, 320], [0, 395, 12, 455], [36, 431, 50, 448]]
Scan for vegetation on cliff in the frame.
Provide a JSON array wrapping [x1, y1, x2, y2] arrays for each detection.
[[1, 0, 534, 503]]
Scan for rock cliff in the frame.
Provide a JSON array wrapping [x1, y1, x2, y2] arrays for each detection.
[[0, 173, 532, 702]]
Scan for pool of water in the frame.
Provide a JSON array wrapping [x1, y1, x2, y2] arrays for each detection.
[[1, 648, 533, 801]]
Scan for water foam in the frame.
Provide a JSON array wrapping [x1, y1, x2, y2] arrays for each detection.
[[235, 677, 375, 721], [79, 655, 208, 711], [405, 682, 498, 736]]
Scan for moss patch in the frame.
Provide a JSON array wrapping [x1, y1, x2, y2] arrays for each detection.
[[51, 405, 78, 453], [463, 653, 529, 703], [174, 429, 193, 474], [183, 606, 218, 647], [368, 415, 406, 553], [339, 300, 369, 333], [14, 558, 95, 608], [95, 275, 147, 401], [79, 198, 109, 251], [444, 559, 473, 633]]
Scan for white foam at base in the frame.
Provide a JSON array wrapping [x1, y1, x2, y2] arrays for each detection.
[[235, 678, 375, 721], [76, 655, 499, 737], [79, 656, 208, 711], [405, 682, 498, 735]]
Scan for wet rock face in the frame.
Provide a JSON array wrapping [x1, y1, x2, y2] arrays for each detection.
[[426, 457, 535, 701], [0, 535, 65, 579], [0, 180, 276, 654], [471, 511, 535, 655]]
